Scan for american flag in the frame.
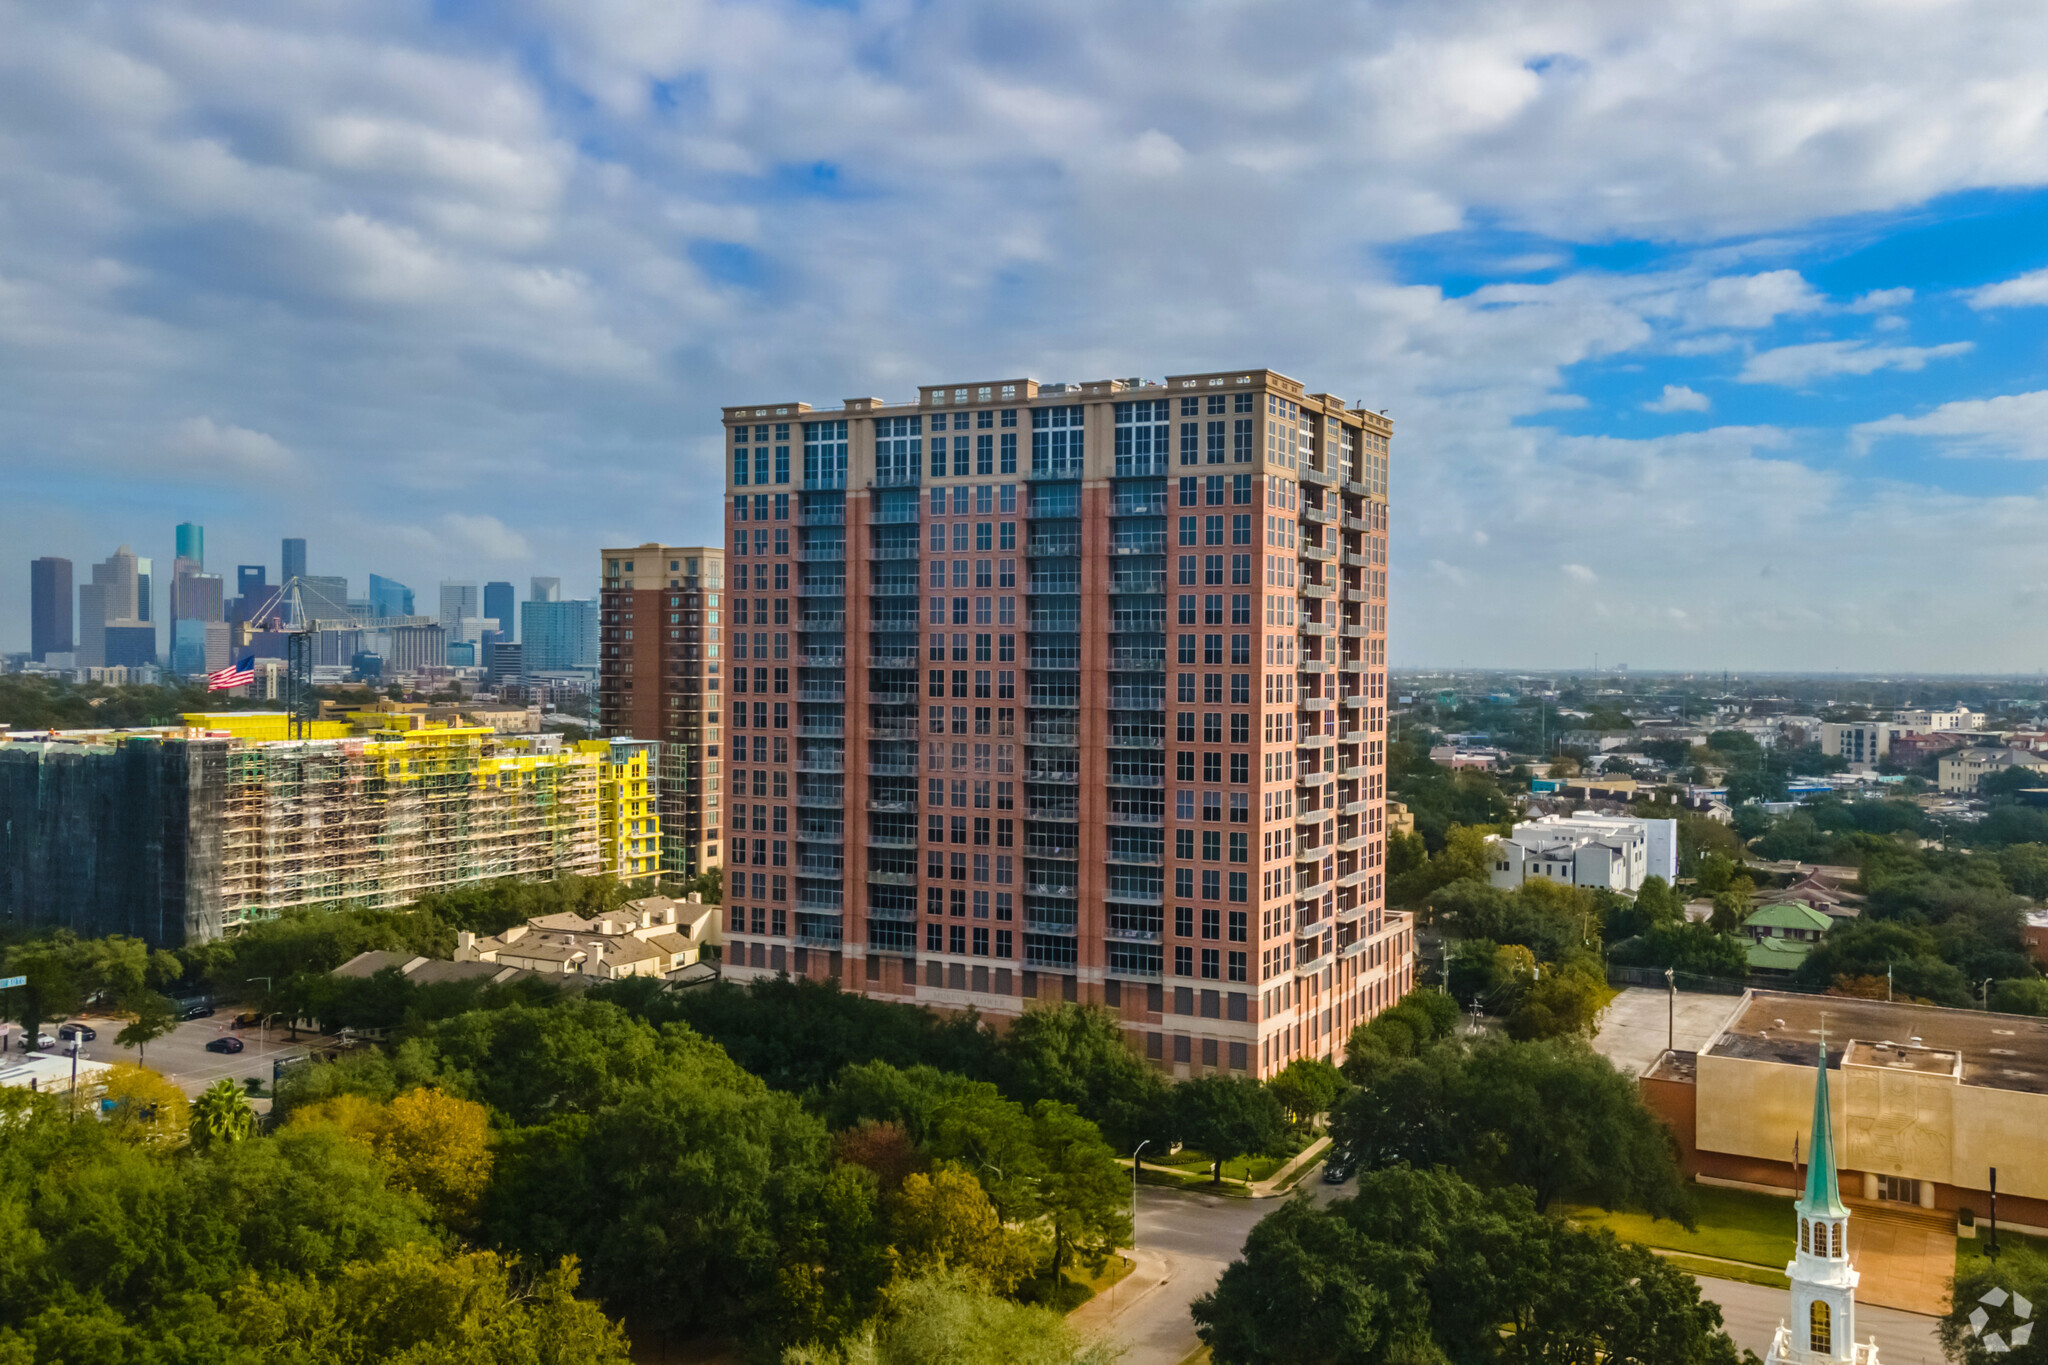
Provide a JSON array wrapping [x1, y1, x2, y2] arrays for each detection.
[[206, 657, 256, 692]]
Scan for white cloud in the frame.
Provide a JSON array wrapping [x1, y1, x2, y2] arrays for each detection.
[[1854, 390, 2048, 461], [1848, 287, 1913, 312], [1643, 384, 1711, 413], [1969, 268, 2048, 310], [5, 0, 2048, 665], [165, 417, 297, 477], [1562, 563, 1598, 584], [1738, 339, 1973, 386]]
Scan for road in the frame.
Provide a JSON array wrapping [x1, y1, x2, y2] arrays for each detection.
[[1699, 1274, 1944, 1364], [1085, 1169, 1350, 1364], [1086, 1173, 1947, 1365], [48, 1013, 325, 1098]]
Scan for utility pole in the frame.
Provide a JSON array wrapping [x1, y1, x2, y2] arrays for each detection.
[[1666, 967, 1676, 1055]]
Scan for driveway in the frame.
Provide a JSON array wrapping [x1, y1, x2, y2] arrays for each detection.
[[50, 1014, 325, 1099], [1593, 987, 1744, 1076]]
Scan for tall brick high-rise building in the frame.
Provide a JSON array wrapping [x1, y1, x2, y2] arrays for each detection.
[[720, 370, 1407, 1076], [598, 545, 726, 880]]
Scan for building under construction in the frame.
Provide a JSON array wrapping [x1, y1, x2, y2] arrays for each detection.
[[0, 712, 606, 947]]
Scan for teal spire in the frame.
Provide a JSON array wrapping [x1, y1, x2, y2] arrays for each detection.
[[1802, 1041, 1847, 1216]]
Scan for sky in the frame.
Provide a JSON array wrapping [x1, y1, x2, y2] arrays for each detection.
[[5, 0, 2048, 672]]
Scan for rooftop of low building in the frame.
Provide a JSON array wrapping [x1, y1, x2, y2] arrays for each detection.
[[1703, 990, 2048, 1095]]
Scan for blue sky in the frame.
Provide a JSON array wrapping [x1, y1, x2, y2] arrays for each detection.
[[5, 0, 2048, 671]]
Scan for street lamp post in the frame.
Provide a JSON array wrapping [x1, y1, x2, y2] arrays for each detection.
[[1665, 967, 1675, 1055]]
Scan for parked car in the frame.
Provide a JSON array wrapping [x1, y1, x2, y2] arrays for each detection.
[[180, 1003, 216, 1021], [57, 1023, 96, 1043], [1321, 1149, 1356, 1185], [231, 1012, 262, 1030], [204, 1036, 244, 1054], [33, 1032, 57, 1051]]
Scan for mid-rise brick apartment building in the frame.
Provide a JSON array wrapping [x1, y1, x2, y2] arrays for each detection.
[[597, 545, 725, 880], [720, 371, 1410, 1076]]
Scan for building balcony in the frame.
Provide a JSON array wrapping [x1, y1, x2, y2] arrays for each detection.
[[798, 580, 846, 597], [798, 545, 847, 564], [867, 759, 919, 776], [1297, 581, 1332, 598], [865, 796, 917, 814], [1106, 770, 1165, 788], [870, 544, 919, 561], [869, 648, 920, 668], [867, 831, 918, 848], [796, 756, 845, 775], [800, 506, 846, 526], [798, 790, 846, 809], [1302, 504, 1335, 525], [866, 869, 917, 886], [1299, 465, 1335, 485], [1104, 925, 1165, 944]]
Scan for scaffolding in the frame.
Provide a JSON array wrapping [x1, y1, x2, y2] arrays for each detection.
[[213, 725, 601, 931]]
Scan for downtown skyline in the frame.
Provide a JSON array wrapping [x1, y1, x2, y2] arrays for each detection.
[[4, 3, 2048, 671]]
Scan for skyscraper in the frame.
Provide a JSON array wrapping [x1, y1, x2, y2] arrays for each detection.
[[598, 545, 725, 878], [439, 581, 479, 627], [484, 581, 515, 642], [282, 538, 307, 583], [78, 546, 153, 669], [30, 557, 73, 661], [530, 576, 561, 603], [520, 597, 598, 673], [176, 523, 204, 569], [718, 371, 1402, 1077], [368, 574, 414, 618]]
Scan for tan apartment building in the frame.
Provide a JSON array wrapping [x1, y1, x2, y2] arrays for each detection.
[[597, 545, 725, 879], [718, 370, 1410, 1078]]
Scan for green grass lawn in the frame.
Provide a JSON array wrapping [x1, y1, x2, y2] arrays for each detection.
[[1659, 1253, 1791, 1290], [1147, 1149, 1290, 1184], [1957, 1225, 2048, 1280], [1562, 1186, 1796, 1269]]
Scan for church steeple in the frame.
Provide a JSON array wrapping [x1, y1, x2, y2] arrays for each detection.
[[1802, 1041, 1848, 1217], [1768, 1037, 1874, 1365]]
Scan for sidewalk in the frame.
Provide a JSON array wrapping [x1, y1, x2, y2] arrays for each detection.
[[1119, 1136, 1332, 1200], [1067, 1248, 1174, 1337]]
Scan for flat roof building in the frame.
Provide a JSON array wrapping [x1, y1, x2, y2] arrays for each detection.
[[717, 369, 1406, 1077], [597, 546, 724, 880], [1643, 990, 2048, 1235]]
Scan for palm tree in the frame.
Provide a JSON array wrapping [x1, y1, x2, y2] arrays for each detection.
[[189, 1077, 257, 1149]]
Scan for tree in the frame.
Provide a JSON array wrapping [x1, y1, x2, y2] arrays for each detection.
[[222, 1243, 631, 1364], [1000, 1003, 1172, 1150], [1193, 1167, 1740, 1365], [190, 1077, 258, 1150], [1173, 1077, 1287, 1185], [99, 1063, 190, 1150], [1991, 978, 2048, 1017], [890, 1165, 1040, 1294], [1796, 919, 1971, 1005], [297, 1087, 494, 1223], [1028, 1101, 1131, 1281], [1333, 1037, 1691, 1220], [1695, 853, 1737, 895], [1267, 1058, 1345, 1132], [377, 1088, 492, 1222], [786, 1272, 1120, 1365], [115, 990, 179, 1064], [834, 1119, 925, 1189], [1942, 1244, 2048, 1365], [1504, 958, 1607, 1041]]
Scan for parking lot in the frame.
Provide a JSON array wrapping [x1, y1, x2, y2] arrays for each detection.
[[30, 1013, 329, 1099]]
